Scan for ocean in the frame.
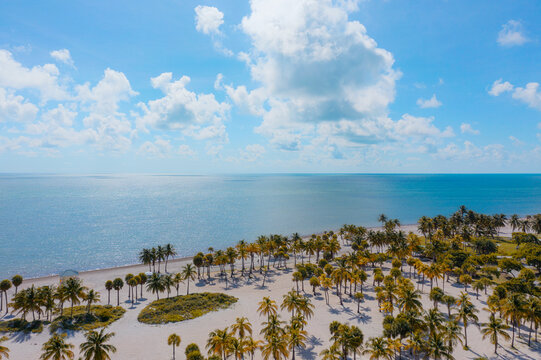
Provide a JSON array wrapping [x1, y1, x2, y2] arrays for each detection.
[[1, 174, 540, 278]]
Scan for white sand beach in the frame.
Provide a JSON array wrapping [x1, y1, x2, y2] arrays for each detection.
[[2, 224, 539, 360]]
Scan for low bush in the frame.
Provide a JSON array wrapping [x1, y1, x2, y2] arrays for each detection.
[[49, 305, 125, 332], [138, 292, 237, 325], [0, 319, 45, 333]]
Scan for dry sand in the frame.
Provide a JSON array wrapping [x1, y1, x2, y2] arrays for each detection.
[[3, 224, 539, 360]]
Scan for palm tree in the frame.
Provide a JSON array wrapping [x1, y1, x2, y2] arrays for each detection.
[[258, 297, 278, 320], [112, 278, 123, 306], [261, 335, 289, 360], [11, 275, 22, 295], [207, 328, 233, 360], [84, 289, 100, 315], [442, 320, 463, 353], [319, 343, 340, 360], [0, 280, 11, 315], [181, 264, 197, 295], [426, 332, 453, 360], [0, 336, 9, 359], [104, 280, 113, 305], [287, 327, 307, 360], [168, 333, 181, 360], [244, 336, 263, 360], [502, 293, 526, 348], [146, 273, 165, 300], [228, 338, 247, 360], [62, 278, 86, 318], [164, 243, 177, 272], [509, 214, 520, 232], [524, 296, 541, 346], [231, 317, 253, 340], [362, 337, 394, 360], [139, 248, 153, 272], [481, 313, 510, 354], [79, 329, 117, 360], [454, 292, 479, 348], [40, 334, 75, 360]]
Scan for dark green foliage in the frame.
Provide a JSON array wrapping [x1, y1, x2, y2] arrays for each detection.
[[512, 232, 540, 246], [185, 343, 200, 355], [49, 305, 125, 332], [471, 238, 497, 255], [137, 292, 238, 324], [0, 318, 45, 333]]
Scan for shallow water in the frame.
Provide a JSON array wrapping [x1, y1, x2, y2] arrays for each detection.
[[1, 173, 540, 278]]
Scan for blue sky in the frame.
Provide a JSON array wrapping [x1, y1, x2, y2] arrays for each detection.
[[0, 0, 540, 173]]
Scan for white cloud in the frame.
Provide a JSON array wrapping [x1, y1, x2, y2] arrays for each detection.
[[0, 88, 39, 122], [235, 0, 401, 150], [436, 141, 505, 161], [489, 79, 513, 96], [460, 123, 480, 135], [50, 49, 75, 67], [138, 137, 172, 157], [0, 50, 68, 102], [394, 114, 453, 138], [490, 79, 541, 111], [512, 82, 541, 111], [178, 144, 195, 156], [194, 6, 224, 35], [416, 94, 442, 109], [137, 73, 230, 141], [497, 20, 528, 47], [240, 143, 265, 161]]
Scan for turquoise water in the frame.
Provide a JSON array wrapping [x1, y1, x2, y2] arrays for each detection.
[[1, 174, 540, 278]]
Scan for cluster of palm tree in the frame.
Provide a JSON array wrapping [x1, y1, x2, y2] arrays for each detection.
[[0, 275, 23, 315], [142, 264, 197, 301], [138, 243, 177, 273], [319, 321, 363, 359], [39, 328, 116, 360], [203, 291, 313, 360], [8, 277, 102, 322], [509, 214, 541, 234], [189, 232, 342, 286]]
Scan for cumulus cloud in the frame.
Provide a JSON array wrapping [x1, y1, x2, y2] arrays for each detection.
[[460, 123, 480, 135], [497, 20, 528, 47], [137, 73, 230, 141], [417, 94, 442, 109], [195, 5, 224, 35], [50, 49, 75, 67], [436, 141, 505, 161], [394, 114, 453, 138], [490, 79, 541, 111], [240, 143, 265, 161], [178, 144, 196, 156], [0, 88, 39, 122], [489, 79, 514, 96], [0, 50, 68, 102], [138, 137, 173, 157], [232, 0, 401, 151]]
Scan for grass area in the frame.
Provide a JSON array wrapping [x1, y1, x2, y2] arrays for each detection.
[[0, 319, 46, 333], [494, 238, 516, 256], [50, 305, 125, 332], [138, 292, 238, 325]]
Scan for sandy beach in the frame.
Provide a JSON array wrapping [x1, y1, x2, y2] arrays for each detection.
[[2, 224, 539, 359]]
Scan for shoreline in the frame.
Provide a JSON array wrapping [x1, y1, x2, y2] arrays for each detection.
[[22, 224, 419, 282]]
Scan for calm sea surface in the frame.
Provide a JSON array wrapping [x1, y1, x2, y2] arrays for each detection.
[[1, 174, 540, 278]]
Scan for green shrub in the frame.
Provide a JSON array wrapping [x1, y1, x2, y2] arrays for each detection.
[[137, 292, 238, 325], [0, 319, 45, 333], [49, 305, 125, 332]]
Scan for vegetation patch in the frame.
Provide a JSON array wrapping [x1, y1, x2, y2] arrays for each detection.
[[138, 292, 238, 325], [0, 319, 46, 333], [50, 305, 125, 332]]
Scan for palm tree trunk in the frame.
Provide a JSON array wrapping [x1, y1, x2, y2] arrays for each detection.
[[186, 279, 190, 295], [512, 322, 515, 348]]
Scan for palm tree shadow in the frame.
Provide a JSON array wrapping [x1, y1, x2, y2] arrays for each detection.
[[9, 331, 32, 343], [297, 335, 322, 359]]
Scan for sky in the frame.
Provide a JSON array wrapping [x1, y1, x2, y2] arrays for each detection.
[[0, 0, 540, 173]]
